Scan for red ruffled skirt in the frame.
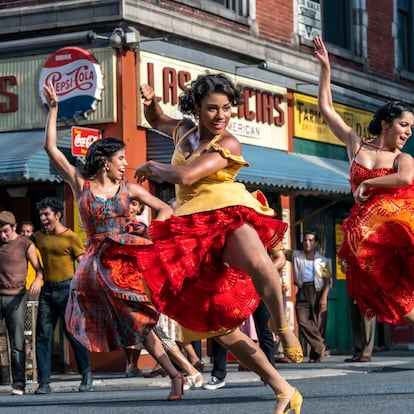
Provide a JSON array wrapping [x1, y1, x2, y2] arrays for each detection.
[[137, 206, 287, 333], [339, 189, 414, 324]]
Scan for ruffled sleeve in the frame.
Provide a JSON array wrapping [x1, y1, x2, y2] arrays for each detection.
[[210, 141, 250, 167]]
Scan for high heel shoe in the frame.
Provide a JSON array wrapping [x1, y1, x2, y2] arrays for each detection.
[[167, 372, 185, 401], [268, 319, 303, 364], [193, 359, 205, 372], [183, 372, 203, 391], [276, 388, 303, 414]]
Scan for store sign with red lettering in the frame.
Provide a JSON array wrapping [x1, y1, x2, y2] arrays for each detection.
[[71, 126, 101, 156], [39, 47, 104, 122]]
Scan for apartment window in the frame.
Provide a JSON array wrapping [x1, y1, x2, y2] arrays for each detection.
[[209, 0, 250, 17], [297, 0, 356, 55], [174, 0, 251, 21], [322, 0, 352, 51], [398, 0, 414, 72]]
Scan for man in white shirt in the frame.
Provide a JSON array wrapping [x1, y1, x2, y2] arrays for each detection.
[[285, 231, 331, 363]]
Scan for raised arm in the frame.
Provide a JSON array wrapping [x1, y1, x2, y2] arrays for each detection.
[[135, 134, 238, 185], [43, 82, 83, 199], [313, 37, 361, 159], [140, 84, 182, 137]]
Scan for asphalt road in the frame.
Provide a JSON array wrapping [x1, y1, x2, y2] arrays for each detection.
[[1, 352, 414, 413]]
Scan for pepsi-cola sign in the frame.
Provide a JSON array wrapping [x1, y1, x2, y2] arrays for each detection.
[[39, 47, 104, 121]]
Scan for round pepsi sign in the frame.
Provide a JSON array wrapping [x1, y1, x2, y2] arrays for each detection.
[[39, 47, 104, 122]]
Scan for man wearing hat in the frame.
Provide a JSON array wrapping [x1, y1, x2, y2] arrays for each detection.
[[0, 211, 43, 395]]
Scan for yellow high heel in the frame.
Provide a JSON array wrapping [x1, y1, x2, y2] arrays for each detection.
[[276, 388, 303, 414], [268, 319, 303, 364]]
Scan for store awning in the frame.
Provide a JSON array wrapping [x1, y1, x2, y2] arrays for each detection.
[[239, 145, 351, 195], [146, 130, 351, 195], [0, 130, 73, 184]]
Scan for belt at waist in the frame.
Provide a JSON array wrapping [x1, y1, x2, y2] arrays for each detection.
[[301, 282, 315, 287], [43, 279, 72, 287]]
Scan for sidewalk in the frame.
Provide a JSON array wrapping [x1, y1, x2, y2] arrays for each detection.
[[1, 350, 414, 394]]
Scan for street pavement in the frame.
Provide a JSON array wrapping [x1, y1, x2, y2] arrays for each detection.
[[1, 349, 413, 394]]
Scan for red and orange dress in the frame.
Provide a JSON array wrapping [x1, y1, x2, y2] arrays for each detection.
[[137, 127, 287, 341], [65, 180, 158, 352], [339, 156, 414, 324]]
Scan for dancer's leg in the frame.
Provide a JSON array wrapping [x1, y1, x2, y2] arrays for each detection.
[[216, 329, 301, 414], [180, 342, 200, 365], [168, 344, 200, 376], [223, 224, 300, 355], [143, 330, 183, 399], [403, 308, 414, 328], [143, 330, 179, 377]]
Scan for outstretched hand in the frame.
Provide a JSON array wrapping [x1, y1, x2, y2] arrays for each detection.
[[353, 182, 371, 204], [135, 161, 165, 184], [43, 81, 58, 108], [313, 36, 330, 67], [140, 84, 155, 107]]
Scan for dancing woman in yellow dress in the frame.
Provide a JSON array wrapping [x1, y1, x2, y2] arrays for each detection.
[[135, 73, 303, 414]]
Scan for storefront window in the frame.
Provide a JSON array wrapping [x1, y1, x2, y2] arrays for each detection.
[[397, 0, 414, 73]]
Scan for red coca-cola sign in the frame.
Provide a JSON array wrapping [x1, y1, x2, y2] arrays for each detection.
[[71, 126, 101, 156]]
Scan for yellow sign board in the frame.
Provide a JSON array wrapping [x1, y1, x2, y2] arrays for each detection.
[[293, 93, 373, 146]]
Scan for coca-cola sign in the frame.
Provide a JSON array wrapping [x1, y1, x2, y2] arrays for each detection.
[[71, 126, 101, 156], [39, 47, 104, 122]]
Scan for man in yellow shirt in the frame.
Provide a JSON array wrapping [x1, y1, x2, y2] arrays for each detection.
[[32, 197, 92, 395]]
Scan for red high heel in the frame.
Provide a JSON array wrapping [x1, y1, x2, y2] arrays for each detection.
[[167, 372, 184, 401]]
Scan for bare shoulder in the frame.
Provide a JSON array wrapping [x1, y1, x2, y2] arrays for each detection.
[[398, 151, 414, 161], [215, 132, 241, 156], [396, 151, 414, 166], [126, 181, 146, 198], [177, 118, 197, 134]]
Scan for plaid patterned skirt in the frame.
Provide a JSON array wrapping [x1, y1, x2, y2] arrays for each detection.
[[66, 240, 158, 352], [137, 206, 287, 333]]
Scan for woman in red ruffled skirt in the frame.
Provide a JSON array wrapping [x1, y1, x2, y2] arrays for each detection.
[[314, 35, 414, 327]]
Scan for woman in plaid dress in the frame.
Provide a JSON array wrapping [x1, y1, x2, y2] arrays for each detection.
[[42, 82, 185, 401]]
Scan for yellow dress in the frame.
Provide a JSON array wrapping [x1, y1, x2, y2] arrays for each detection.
[[137, 126, 287, 341]]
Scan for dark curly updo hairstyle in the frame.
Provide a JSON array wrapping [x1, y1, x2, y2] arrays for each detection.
[[368, 101, 414, 136], [82, 137, 125, 179], [179, 73, 243, 116]]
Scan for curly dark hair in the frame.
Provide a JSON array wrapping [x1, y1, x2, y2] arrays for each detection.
[[368, 101, 414, 135], [179, 73, 243, 116], [82, 137, 125, 178], [36, 197, 64, 216]]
